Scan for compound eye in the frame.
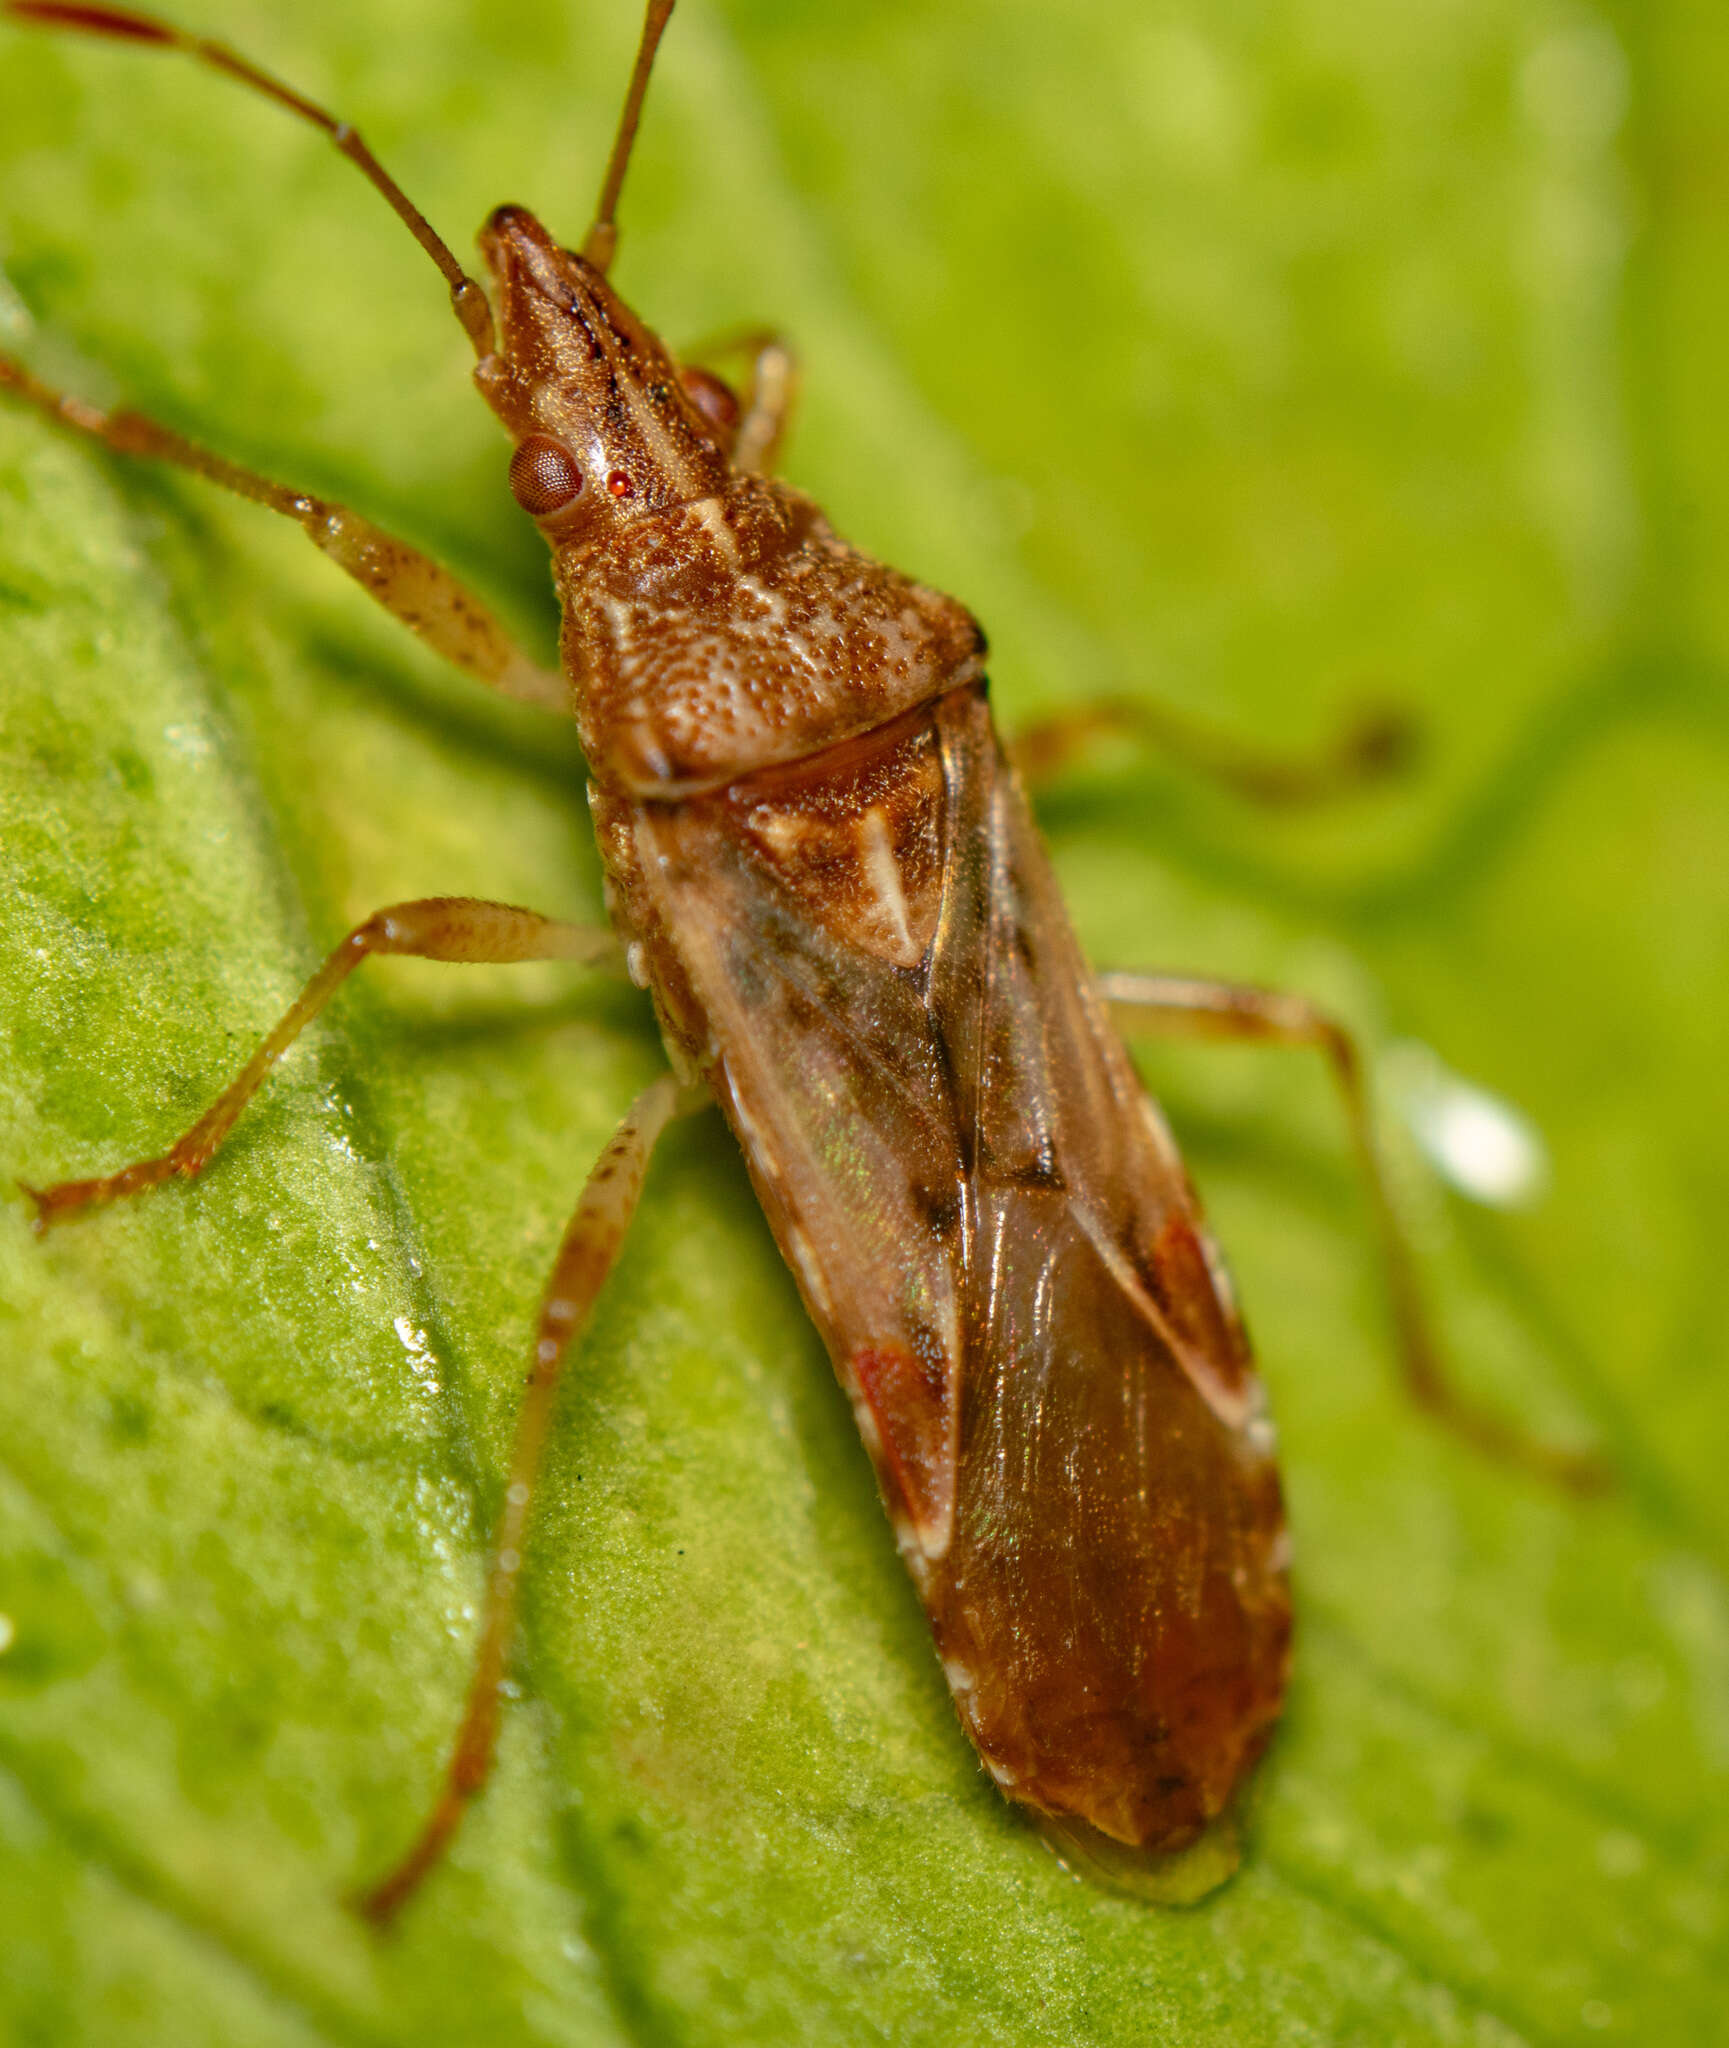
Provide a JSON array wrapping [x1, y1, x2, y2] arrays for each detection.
[[509, 435, 583, 516]]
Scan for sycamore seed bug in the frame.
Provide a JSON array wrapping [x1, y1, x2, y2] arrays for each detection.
[[3, 0, 1607, 1923]]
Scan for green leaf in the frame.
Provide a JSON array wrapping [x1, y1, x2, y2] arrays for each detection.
[[3, 0, 1726, 2041]]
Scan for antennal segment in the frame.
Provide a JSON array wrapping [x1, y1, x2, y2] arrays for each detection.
[[580, 0, 677, 274], [5, 0, 498, 357]]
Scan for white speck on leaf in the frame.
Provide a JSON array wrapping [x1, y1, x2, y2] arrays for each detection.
[[1383, 1041, 1550, 1208]]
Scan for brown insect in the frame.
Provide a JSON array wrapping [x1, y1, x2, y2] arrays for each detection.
[[3, 0, 1604, 1923]]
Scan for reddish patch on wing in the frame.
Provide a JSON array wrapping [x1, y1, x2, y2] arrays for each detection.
[[852, 1342, 956, 1556], [1145, 1211, 1254, 1407]]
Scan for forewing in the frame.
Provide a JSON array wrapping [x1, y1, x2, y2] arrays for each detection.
[[922, 690, 1288, 1850], [632, 686, 1289, 1854], [633, 710, 968, 1554]]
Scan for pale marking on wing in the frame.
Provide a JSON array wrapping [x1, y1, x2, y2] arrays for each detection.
[[894, 1524, 933, 1593], [1066, 1196, 1255, 1432], [752, 810, 808, 855], [858, 805, 914, 956], [918, 1411, 958, 1562], [850, 1388, 884, 1457], [781, 1218, 835, 1322], [716, 1070, 782, 1185], [918, 1507, 954, 1562], [930, 1270, 962, 1391]]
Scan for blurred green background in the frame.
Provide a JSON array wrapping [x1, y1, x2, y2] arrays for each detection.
[[1, 0, 1725, 2041]]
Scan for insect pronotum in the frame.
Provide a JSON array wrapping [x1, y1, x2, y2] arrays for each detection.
[[4, 0, 1606, 1921]]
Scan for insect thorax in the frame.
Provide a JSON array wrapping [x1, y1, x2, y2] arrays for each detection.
[[555, 472, 985, 796]]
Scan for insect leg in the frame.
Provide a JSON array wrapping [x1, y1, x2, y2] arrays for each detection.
[[731, 332, 799, 474], [0, 354, 566, 711], [357, 1070, 693, 1927], [678, 330, 799, 473], [25, 899, 621, 1228], [1011, 695, 1416, 805], [1099, 970, 1609, 1494]]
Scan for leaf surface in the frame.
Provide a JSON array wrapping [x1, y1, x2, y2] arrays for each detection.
[[1, 1, 1725, 2041]]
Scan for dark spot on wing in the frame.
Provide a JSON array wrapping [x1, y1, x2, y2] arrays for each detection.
[[913, 1176, 963, 1238]]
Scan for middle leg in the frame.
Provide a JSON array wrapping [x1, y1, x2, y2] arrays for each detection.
[[1013, 695, 1416, 805]]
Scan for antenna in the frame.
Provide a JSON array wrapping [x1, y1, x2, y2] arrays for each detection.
[[580, 0, 677, 274], [5, 0, 498, 357]]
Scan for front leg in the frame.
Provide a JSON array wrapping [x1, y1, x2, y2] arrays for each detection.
[[731, 332, 799, 474], [0, 354, 567, 712], [679, 330, 799, 474], [1101, 970, 1609, 1495]]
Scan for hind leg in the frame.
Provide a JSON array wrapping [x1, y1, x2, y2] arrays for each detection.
[[1101, 970, 1608, 1494]]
